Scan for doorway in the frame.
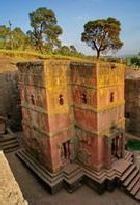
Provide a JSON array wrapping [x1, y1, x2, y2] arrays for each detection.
[[61, 140, 71, 166], [111, 135, 123, 159]]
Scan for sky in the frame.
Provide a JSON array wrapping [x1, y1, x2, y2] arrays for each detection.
[[0, 0, 140, 56]]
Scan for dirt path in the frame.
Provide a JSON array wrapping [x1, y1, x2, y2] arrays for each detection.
[[5, 152, 139, 205]]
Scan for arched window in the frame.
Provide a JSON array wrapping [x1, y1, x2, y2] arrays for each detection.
[[81, 93, 87, 104], [59, 94, 64, 105], [31, 95, 35, 105], [110, 92, 115, 102]]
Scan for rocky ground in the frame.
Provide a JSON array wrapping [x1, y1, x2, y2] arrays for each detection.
[[5, 152, 139, 205]]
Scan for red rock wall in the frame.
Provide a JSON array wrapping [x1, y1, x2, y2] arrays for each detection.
[[18, 60, 125, 172], [125, 78, 140, 136]]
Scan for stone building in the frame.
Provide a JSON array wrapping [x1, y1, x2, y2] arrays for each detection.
[[125, 69, 140, 137], [17, 60, 125, 173], [17, 60, 140, 200]]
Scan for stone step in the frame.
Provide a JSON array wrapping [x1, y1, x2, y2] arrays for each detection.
[[124, 156, 133, 163], [124, 151, 134, 162], [0, 133, 19, 153], [124, 151, 129, 158], [21, 149, 62, 179], [16, 150, 63, 186], [121, 165, 136, 181], [3, 142, 19, 149], [111, 157, 117, 164], [104, 169, 120, 179], [0, 135, 17, 142], [64, 168, 83, 181], [18, 152, 55, 185], [85, 166, 116, 178], [16, 149, 140, 199], [64, 172, 83, 184], [123, 168, 139, 187], [4, 145, 20, 153], [1, 140, 19, 148], [63, 164, 82, 179], [135, 189, 140, 201], [17, 149, 83, 188], [113, 159, 131, 174], [127, 174, 140, 191], [26, 153, 82, 183], [130, 179, 140, 196], [84, 169, 106, 183], [17, 151, 55, 183], [85, 167, 120, 183]]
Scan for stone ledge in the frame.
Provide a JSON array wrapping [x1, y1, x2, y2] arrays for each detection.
[[16, 149, 140, 201]]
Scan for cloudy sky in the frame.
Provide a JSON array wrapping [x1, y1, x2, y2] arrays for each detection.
[[0, 0, 140, 56]]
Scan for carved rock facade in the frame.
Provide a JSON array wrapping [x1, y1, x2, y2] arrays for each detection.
[[17, 60, 125, 173]]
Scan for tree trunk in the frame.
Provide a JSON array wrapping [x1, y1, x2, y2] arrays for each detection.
[[37, 41, 43, 54], [97, 50, 100, 59]]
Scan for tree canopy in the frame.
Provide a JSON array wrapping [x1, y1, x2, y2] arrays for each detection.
[[0, 9, 126, 59], [0, 25, 10, 48], [27, 7, 63, 52], [0, 25, 29, 50], [81, 17, 123, 58], [130, 56, 140, 67], [12, 27, 28, 50]]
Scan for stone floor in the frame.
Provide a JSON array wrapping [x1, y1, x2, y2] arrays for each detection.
[[5, 152, 139, 205]]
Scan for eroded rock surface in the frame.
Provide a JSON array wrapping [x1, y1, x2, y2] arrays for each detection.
[[0, 150, 27, 205]]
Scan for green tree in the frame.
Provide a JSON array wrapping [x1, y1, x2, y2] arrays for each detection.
[[28, 7, 63, 53], [12, 27, 27, 50], [70, 45, 77, 53], [0, 25, 10, 49], [130, 57, 140, 67], [60, 46, 71, 55], [81, 17, 123, 58]]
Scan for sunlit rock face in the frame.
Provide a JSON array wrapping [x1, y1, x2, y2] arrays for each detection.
[[0, 151, 28, 205]]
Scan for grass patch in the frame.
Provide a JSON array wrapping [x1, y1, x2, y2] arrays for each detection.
[[127, 139, 140, 151], [0, 49, 94, 62]]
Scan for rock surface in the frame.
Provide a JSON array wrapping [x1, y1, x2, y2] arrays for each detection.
[[0, 56, 21, 131], [0, 150, 27, 205]]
